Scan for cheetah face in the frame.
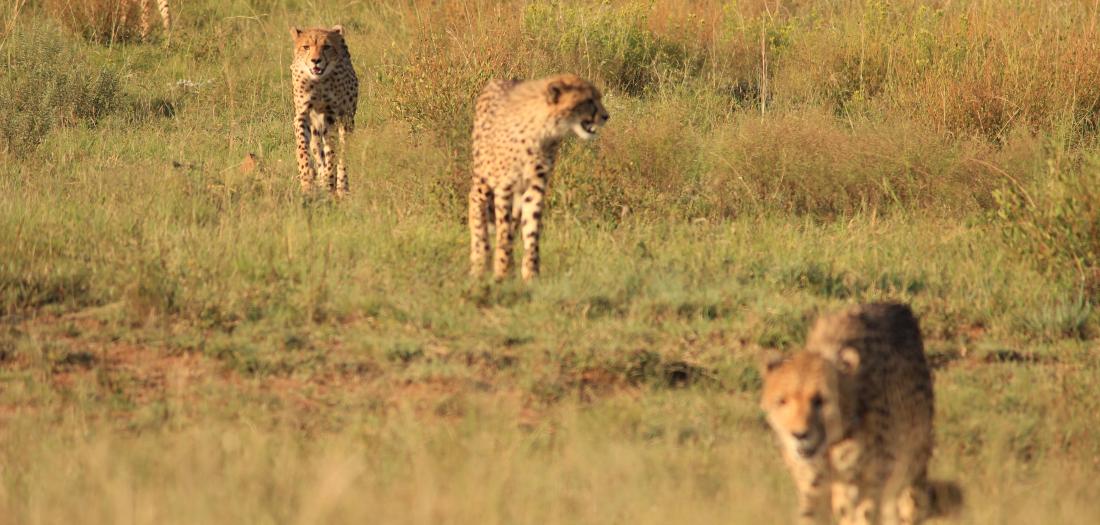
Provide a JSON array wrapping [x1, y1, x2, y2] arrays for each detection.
[[569, 97, 610, 140], [291, 25, 346, 80], [545, 76, 610, 140], [760, 349, 859, 458]]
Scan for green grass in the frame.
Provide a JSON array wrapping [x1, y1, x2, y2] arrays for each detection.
[[2, 0, 1100, 523]]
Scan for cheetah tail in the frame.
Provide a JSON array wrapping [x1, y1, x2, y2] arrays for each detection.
[[926, 479, 964, 518]]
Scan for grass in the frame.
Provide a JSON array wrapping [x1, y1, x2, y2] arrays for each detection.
[[1, 0, 1100, 523]]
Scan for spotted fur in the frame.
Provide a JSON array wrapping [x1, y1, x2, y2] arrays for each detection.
[[468, 74, 610, 281], [119, 0, 171, 41], [760, 303, 962, 525], [290, 26, 359, 197]]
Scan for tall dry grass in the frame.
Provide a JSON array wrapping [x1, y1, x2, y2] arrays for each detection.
[[39, 0, 146, 42], [0, 3, 1099, 522]]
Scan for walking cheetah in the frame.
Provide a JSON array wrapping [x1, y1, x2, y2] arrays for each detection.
[[468, 74, 610, 281], [119, 0, 171, 41], [290, 25, 359, 197], [760, 303, 962, 525]]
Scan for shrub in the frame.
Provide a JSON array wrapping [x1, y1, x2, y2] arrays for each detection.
[[384, 4, 527, 215], [386, 35, 502, 217], [699, 110, 1001, 218], [993, 142, 1100, 277], [522, 1, 698, 96], [387, 35, 497, 149], [551, 94, 709, 223], [0, 23, 122, 156]]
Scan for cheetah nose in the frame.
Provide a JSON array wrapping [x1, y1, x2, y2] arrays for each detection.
[[311, 58, 322, 64]]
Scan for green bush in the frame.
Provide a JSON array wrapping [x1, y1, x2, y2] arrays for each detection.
[[387, 35, 496, 147], [522, 1, 697, 96], [0, 24, 122, 156], [993, 143, 1100, 276], [385, 38, 492, 217]]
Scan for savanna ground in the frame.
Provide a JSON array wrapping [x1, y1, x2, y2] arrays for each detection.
[[2, 0, 1100, 523]]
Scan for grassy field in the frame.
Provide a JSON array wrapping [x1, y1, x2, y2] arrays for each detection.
[[2, 0, 1100, 523]]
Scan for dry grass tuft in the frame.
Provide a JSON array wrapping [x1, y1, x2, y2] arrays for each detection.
[[40, 0, 144, 43]]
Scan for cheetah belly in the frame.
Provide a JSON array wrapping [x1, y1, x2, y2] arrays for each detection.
[[309, 109, 328, 136]]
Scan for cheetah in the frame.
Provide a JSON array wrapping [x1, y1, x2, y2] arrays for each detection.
[[119, 0, 171, 41], [759, 303, 962, 525], [468, 74, 610, 281], [290, 26, 359, 197]]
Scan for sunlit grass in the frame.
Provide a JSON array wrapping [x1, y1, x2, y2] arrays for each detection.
[[1, 0, 1099, 523]]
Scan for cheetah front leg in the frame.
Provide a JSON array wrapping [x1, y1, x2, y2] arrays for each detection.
[[468, 179, 492, 277], [877, 465, 914, 525], [136, 0, 170, 40], [319, 125, 338, 194], [334, 121, 349, 197], [878, 493, 903, 525], [828, 439, 881, 525], [138, 0, 153, 40], [519, 170, 548, 282], [786, 455, 830, 525], [310, 123, 328, 189], [293, 111, 316, 193], [491, 183, 517, 280], [120, 0, 133, 33], [832, 481, 883, 525], [896, 462, 932, 525], [156, 0, 171, 34], [898, 477, 962, 525]]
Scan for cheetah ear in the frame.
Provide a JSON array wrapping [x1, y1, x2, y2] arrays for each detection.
[[759, 349, 786, 375], [331, 25, 345, 35], [290, 27, 302, 39], [836, 346, 860, 375], [547, 80, 566, 104]]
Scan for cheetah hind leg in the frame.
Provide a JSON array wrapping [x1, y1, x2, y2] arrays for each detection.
[[119, 0, 132, 37], [491, 187, 516, 280], [519, 185, 545, 282]]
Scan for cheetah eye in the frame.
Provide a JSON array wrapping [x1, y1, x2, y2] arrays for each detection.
[[777, 397, 788, 407], [302, 45, 310, 51], [810, 394, 824, 409], [323, 44, 332, 50]]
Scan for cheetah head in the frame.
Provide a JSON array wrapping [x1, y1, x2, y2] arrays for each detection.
[[290, 25, 346, 80], [544, 74, 610, 140], [759, 348, 860, 458]]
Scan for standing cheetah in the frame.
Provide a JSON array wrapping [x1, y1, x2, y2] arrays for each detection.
[[290, 26, 359, 197], [119, 0, 171, 41], [759, 303, 962, 525], [469, 74, 610, 281]]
